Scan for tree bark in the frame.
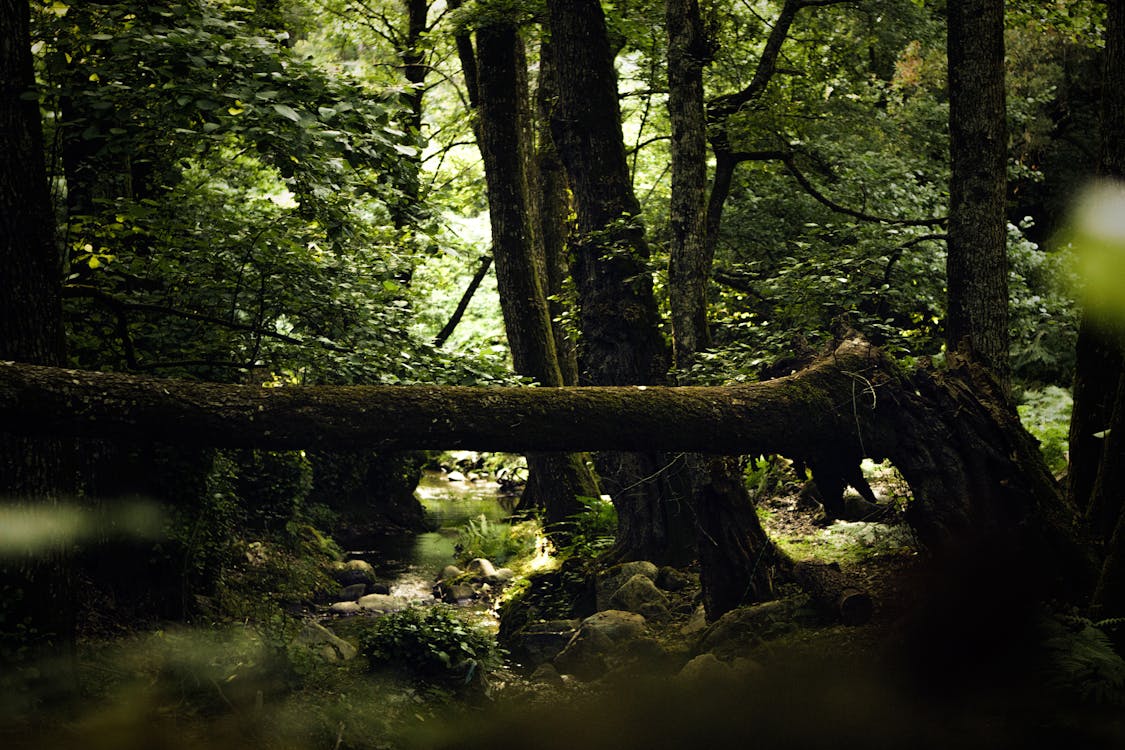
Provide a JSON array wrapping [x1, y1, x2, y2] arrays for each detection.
[[535, 36, 580, 386], [666, 0, 711, 369], [546, 0, 693, 565], [471, 20, 598, 524], [0, 0, 75, 681], [1088, 0, 1125, 619], [0, 336, 1094, 590], [945, 0, 1010, 390]]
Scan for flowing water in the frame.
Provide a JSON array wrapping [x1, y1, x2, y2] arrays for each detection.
[[345, 470, 515, 602]]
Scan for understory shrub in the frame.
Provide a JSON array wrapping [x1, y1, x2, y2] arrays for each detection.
[[356, 606, 502, 688]]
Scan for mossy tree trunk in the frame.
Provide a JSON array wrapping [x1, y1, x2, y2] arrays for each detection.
[[945, 0, 1010, 390], [546, 0, 694, 566], [471, 18, 598, 526], [0, 336, 1094, 596]]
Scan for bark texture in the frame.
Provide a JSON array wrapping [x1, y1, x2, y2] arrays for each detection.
[[0, 0, 75, 676], [0, 336, 1093, 589], [1089, 0, 1125, 618], [666, 0, 711, 368], [945, 0, 1010, 388], [547, 0, 688, 565]]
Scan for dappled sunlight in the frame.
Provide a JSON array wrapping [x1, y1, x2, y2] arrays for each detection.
[[1067, 179, 1125, 324]]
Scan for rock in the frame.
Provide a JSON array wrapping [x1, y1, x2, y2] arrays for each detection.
[[680, 604, 708, 636], [516, 619, 581, 667], [656, 566, 694, 592], [553, 610, 647, 680], [677, 653, 731, 683], [338, 583, 367, 601], [530, 663, 564, 686], [357, 593, 406, 613], [332, 559, 376, 587], [608, 574, 669, 619], [466, 558, 498, 579], [296, 621, 358, 662], [329, 601, 360, 615], [438, 564, 464, 582], [438, 583, 476, 604], [595, 561, 658, 611], [446, 470, 466, 482], [370, 582, 391, 595], [487, 567, 516, 584], [698, 600, 796, 659]]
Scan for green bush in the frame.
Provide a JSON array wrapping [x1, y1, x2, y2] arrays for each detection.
[[453, 515, 538, 566], [1017, 386, 1073, 476], [356, 606, 502, 688], [555, 495, 617, 559]]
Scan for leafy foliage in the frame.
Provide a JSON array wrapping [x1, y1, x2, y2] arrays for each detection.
[[453, 514, 539, 566], [1017, 385, 1073, 476], [356, 605, 503, 687]]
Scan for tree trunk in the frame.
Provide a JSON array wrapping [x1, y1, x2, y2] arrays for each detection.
[[0, 336, 1094, 593], [1088, 0, 1125, 619], [473, 20, 597, 524], [945, 0, 1010, 390], [0, 0, 75, 683], [666, 0, 711, 369], [535, 36, 580, 387], [546, 0, 692, 565]]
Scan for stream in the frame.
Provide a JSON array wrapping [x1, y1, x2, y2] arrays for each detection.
[[344, 470, 516, 605]]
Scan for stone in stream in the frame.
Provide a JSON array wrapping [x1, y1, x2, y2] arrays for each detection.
[[338, 583, 367, 601], [438, 564, 464, 582], [438, 582, 476, 604], [329, 601, 360, 615], [466, 557, 498, 579], [332, 559, 376, 587], [446, 470, 466, 482], [357, 593, 407, 613]]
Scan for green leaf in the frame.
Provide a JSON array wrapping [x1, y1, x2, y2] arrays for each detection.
[[273, 103, 301, 122]]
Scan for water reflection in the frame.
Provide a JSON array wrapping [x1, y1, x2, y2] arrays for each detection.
[[346, 471, 516, 601]]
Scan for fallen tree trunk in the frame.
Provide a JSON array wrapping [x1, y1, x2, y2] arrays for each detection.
[[0, 336, 1096, 591]]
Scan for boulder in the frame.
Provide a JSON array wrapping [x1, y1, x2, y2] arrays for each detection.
[[338, 583, 367, 601], [332, 559, 376, 587], [329, 601, 360, 615], [655, 566, 695, 592], [446, 470, 466, 482], [438, 564, 464, 582], [608, 573, 669, 619], [296, 622, 358, 662], [438, 583, 476, 604], [595, 561, 658, 611], [357, 593, 406, 613], [553, 610, 647, 680], [466, 558, 498, 579]]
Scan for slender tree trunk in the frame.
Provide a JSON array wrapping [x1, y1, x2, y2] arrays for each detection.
[[666, 0, 781, 614], [945, 0, 1010, 391], [535, 36, 580, 386], [0, 0, 75, 684], [666, 0, 711, 369]]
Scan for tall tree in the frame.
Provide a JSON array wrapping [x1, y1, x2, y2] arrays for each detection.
[[546, 0, 694, 565], [1088, 0, 1125, 618], [666, 0, 711, 368], [945, 0, 1010, 390], [0, 0, 75, 674], [472, 17, 598, 525]]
